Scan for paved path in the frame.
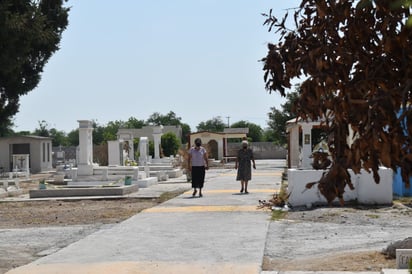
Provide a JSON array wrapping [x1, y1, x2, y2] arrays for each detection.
[[7, 160, 284, 274]]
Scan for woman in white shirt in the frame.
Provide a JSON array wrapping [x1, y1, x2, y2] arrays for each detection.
[[188, 138, 209, 197]]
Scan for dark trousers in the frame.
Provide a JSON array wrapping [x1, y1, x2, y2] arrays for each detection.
[[191, 166, 205, 188]]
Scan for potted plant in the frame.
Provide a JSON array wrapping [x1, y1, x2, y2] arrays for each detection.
[[124, 175, 132, 185], [39, 179, 47, 190]]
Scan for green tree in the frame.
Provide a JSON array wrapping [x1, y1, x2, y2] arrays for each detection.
[[262, 128, 276, 142], [146, 111, 189, 144], [0, 119, 15, 137], [148, 140, 154, 157], [267, 91, 298, 145], [14, 130, 31, 136], [102, 120, 125, 142], [33, 120, 69, 146], [67, 129, 79, 146], [33, 120, 50, 137], [0, 0, 69, 135], [262, 0, 412, 202], [125, 116, 145, 129], [161, 132, 180, 157], [93, 122, 106, 145], [197, 116, 225, 132], [230, 120, 263, 142], [180, 122, 191, 144], [146, 111, 181, 126], [49, 128, 68, 147]]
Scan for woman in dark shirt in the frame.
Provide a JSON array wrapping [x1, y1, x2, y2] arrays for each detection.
[[235, 140, 256, 194]]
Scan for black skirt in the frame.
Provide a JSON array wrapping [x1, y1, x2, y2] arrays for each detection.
[[191, 166, 205, 188]]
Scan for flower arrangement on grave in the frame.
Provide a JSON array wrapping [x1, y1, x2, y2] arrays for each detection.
[[124, 159, 137, 166]]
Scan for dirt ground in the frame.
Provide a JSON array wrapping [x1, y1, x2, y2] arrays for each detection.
[[263, 250, 396, 272], [1, 178, 412, 273], [0, 179, 184, 274], [262, 199, 412, 272]]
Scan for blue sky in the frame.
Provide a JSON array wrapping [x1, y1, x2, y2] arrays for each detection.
[[13, 1, 301, 133]]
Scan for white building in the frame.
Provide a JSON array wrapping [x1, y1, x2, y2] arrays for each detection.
[[0, 135, 53, 174]]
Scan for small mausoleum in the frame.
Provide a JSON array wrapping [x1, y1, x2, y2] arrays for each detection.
[[0, 135, 53, 174], [286, 117, 323, 169], [286, 118, 393, 206], [189, 128, 248, 161]]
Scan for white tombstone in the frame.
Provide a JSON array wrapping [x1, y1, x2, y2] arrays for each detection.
[[102, 167, 108, 181], [77, 120, 94, 176], [133, 167, 139, 180], [152, 126, 163, 160], [108, 140, 121, 166], [139, 137, 149, 165]]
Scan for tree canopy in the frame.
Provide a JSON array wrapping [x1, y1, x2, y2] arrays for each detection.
[[230, 120, 263, 142], [197, 116, 226, 132], [161, 132, 181, 157], [267, 91, 298, 145], [146, 111, 190, 143], [0, 0, 69, 136], [262, 0, 412, 203], [146, 111, 182, 126]]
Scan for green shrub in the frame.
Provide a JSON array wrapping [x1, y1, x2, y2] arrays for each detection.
[[161, 132, 180, 157]]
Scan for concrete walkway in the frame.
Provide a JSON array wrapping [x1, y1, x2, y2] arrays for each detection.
[[7, 160, 284, 274], [6, 160, 408, 274]]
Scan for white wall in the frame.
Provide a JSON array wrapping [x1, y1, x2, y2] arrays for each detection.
[[288, 168, 393, 207]]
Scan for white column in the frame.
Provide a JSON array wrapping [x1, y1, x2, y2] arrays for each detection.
[[218, 139, 224, 160], [300, 123, 313, 169], [152, 126, 163, 160], [289, 126, 300, 168], [77, 120, 94, 175], [24, 154, 30, 178], [127, 136, 135, 162]]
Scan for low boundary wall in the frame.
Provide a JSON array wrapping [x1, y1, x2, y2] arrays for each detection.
[[288, 168, 393, 207], [227, 142, 286, 159]]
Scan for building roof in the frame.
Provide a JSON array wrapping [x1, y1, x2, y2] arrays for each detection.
[[223, 128, 249, 134], [286, 117, 323, 130], [0, 135, 52, 141], [190, 131, 247, 139]]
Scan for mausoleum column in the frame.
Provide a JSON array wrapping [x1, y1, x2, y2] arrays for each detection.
[[300, 123, 313, 169], [129, 141, 135, 161], [152, 126, 163, 160], [289, 126, 300, 168]]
